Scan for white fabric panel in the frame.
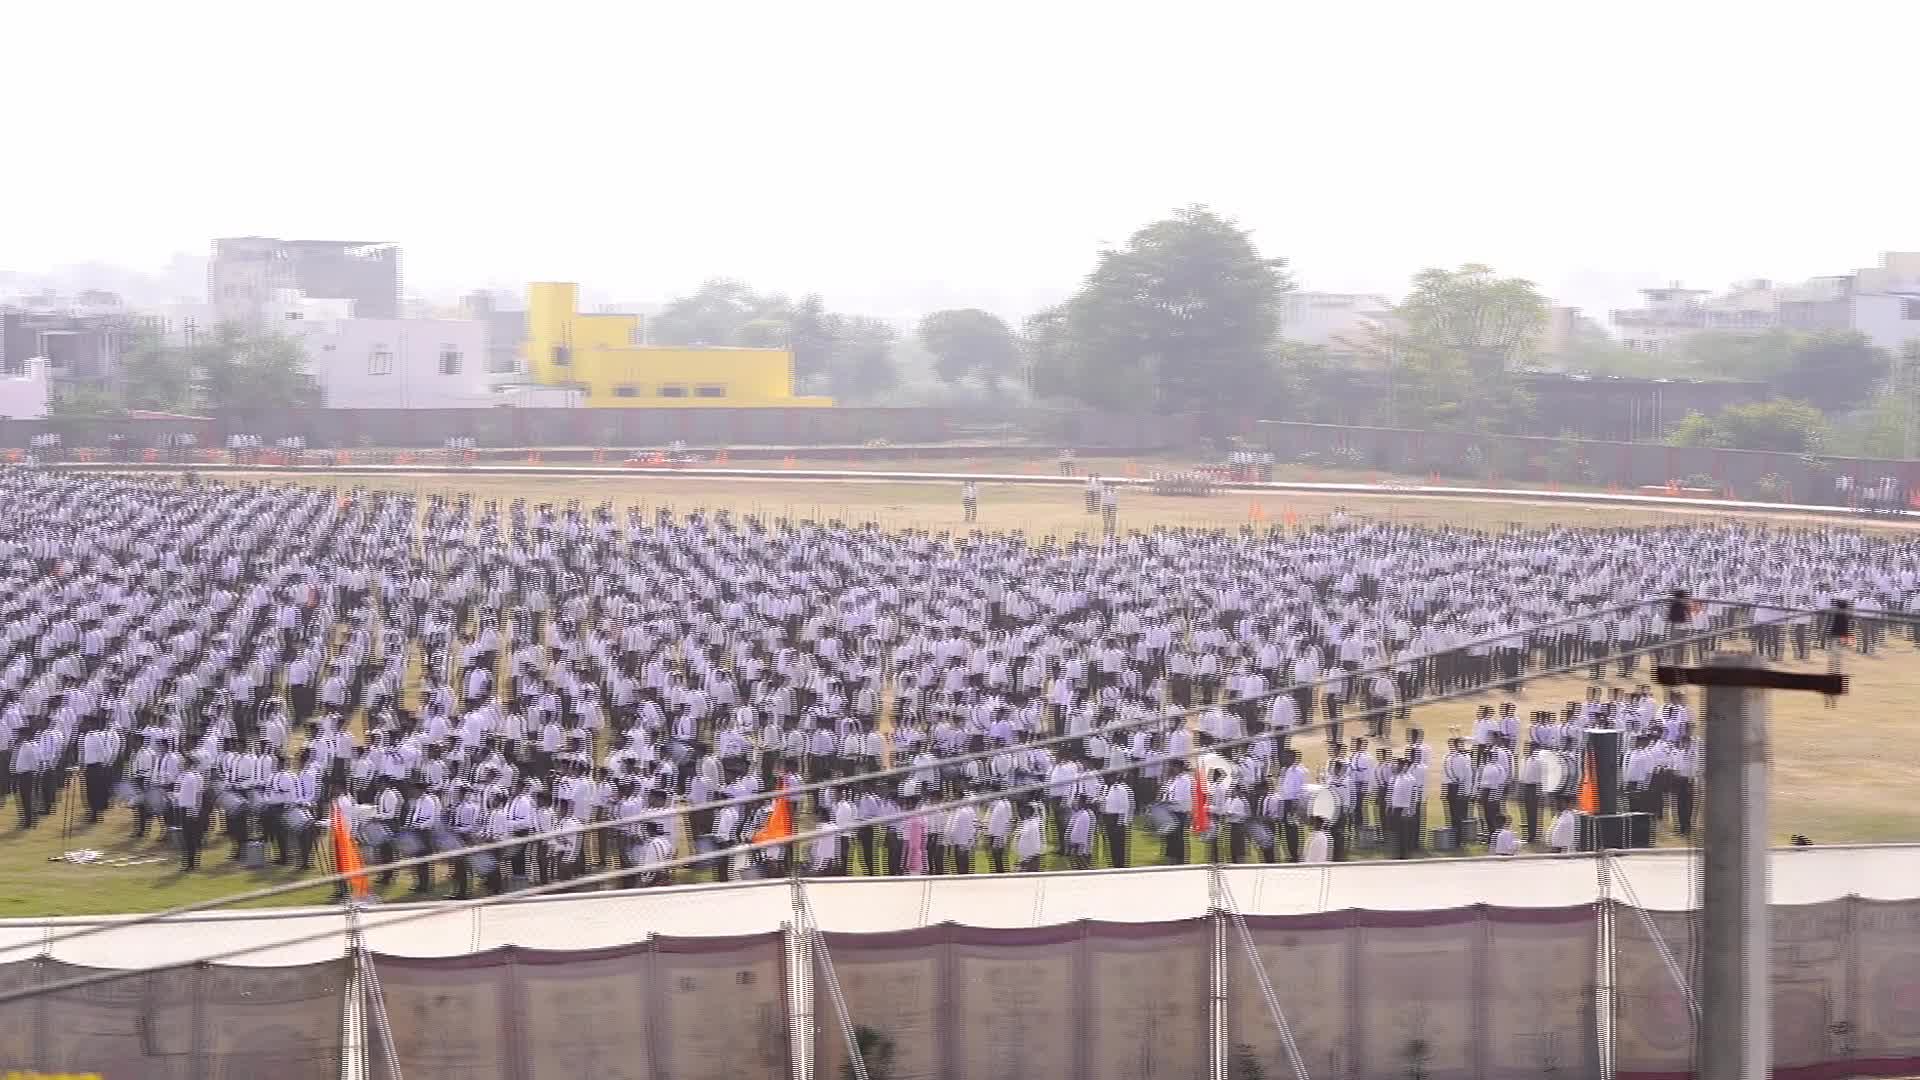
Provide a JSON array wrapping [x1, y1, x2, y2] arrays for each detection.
[[800, 877, 930, 933], [44, 910, 353, 968], [1323, 854, 1602, 911], [920, 874, 1048, 927], [1031, 866, 1210, 924], [471, 881, 790, 947], [4, 847, 1915, 967]]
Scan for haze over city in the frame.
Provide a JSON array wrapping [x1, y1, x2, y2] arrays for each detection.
[[9, 0, 1920, 321]]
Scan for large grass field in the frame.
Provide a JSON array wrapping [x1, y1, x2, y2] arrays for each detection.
[[4, 469, 1916, 918]]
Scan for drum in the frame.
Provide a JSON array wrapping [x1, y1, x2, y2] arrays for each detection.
[[468, 851, 497, 876], [1146, 803, 1178, 836], [694, 837, 721, 855], [283, 806, 315, 834], [1196, 751, 1233, 785], [1537, 752, 1568, 796], [217, 791, 245, 815], [431, 828, 458, 853], [113, 780, 137, 804], [1247, 821, 1276, 850], [362, 822, 392, 848], [394, 832, 423, 859], [1308, 785, 1340, 824], [142, 788, 170, 813]]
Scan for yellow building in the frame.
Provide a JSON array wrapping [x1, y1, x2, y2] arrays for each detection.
[[522, 282, 833, 407]]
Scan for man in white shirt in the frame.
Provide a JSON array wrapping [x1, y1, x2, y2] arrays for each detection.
[[1303, 817, 1332, 863], [1546, 796, 1579, 854], [174, 766, 208, 871], [1101, 776, 1134, 869]]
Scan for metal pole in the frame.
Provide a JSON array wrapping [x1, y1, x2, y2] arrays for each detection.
[[1698, 652, 1769, 1080]]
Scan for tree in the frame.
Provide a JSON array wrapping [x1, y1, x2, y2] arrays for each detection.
[[843, 1026, 897, 1080], [1831, 340, 1920, 457], [1020, 303, 1073, 400], [1681, 330, 1799, 382], [786, 294, 837, 393], [1375, 264, 1547, 431], [190, 324, 322, 410], [1056, 205, 1291, 414], [648, 279, 773, 346], [827, 316, 900, 400], [118, 327, 195, 412], [1775, 331, 1887, 414], [1668, 399, 1828, 453], [917, 308, 1019, 392]]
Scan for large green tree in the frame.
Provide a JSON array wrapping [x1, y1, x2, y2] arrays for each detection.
[[190, 324, 322, 410], [647, 279, 784, 346], [1774, 331, 1887, 414], [826, 315, 900, 400], [917, 308, 1019, 391], [1055, 205, 1291, 414], [117, 326, 196, 412], [1374, 264, 1547, 431]]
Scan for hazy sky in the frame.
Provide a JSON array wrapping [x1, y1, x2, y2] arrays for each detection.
[[8, 1, 1918, 323]]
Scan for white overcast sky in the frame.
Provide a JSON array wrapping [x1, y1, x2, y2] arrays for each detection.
[[6, 0, 1917, 323]]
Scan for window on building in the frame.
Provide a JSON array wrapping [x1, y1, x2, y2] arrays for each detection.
[[657, 385, 688, 398], [551, 344, 571, 366], [368, 348, 394, 375], [1903, 298, 1920, 321], [695, 384, 726, 398], [613, 385, 641, 398], [439, 347, 462, 375]]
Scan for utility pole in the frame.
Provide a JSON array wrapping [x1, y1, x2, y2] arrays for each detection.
[[1655, 649, 1846, 1080]]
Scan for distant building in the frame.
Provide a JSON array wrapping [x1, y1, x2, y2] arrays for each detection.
[[1278, 292, 1393, 355], [208, 237, 401, 324], [460, 290, 528, 375], [1611, 253, 1920, 356], [305, 318, 493, 409], [0, 300, 131, 393], [520, 282, 832, 408], [143, 292, 353, 346], [0, 358, 50, 419]]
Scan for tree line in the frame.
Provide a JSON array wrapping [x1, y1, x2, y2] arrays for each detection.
[[65, 206, 1920, 461]]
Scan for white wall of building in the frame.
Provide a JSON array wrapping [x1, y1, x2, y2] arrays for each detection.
[[305, 318, 493, 409], [1278, 292, 1393, 351], [0, 358, 50, 419], [1851, 292, 1920, 354]]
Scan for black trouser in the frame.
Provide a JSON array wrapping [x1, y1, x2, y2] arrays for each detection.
[[412, 832, 435, 891], [1281, 810, 1302, 862], [989, 841, 1008, 874], [1478, 792, 1501, 842], [12, 769, 36, 828], [227, 805, 252, 856], [1165, 812, 1189, 865], [1330, 815, 1348, 862], [1103, 815, 1129, 868], [84, 763, 110, 822], [1443, 783, 1466, 843], [180, 811, 207, 870], [1390, 809, 1413, 860], [859, 825, 877, 875], [1520, 783, 1541, 844], [1674, 777, 1695, 835], [952, 844, 974, 874]]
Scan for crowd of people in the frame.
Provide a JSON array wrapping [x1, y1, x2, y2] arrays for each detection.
[[2, 468, 1913, 899]]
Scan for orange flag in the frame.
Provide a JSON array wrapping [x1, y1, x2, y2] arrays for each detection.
[[1577, 751, 1600, 815], [1192, 772, 1211, 835], [752, 781, 793, 844], [331, 796, 371, 900]]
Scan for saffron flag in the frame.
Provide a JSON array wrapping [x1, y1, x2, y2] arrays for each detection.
[[331, 796, 371, 900], [1577, 751, 1600, 816], [1192, 771, 1211, 835], [752, 781, 793, 844]]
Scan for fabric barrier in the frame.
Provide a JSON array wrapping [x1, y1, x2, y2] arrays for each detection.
[[0, 958, 345, 1079], [1228, 906, 1599, 1080], [815, 919, 1209, 1080], [369, 932, 787, 1080], [0, 896, 1913, 1079]]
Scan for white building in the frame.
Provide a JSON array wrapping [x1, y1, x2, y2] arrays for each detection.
[[0, 358, 50, 419], [1278, 292, 1394, 354], [1611, 254, 1920, 356], [304, 318, 495, 409]]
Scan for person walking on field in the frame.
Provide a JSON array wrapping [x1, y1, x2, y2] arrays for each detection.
[[962, 481, 979, 523]]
